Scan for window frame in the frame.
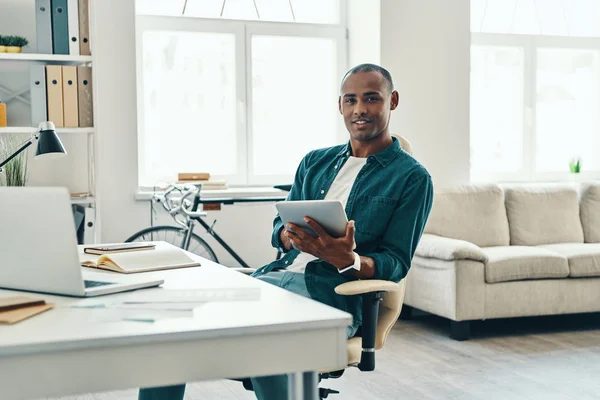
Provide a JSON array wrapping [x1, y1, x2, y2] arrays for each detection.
[[135, 14, 348, 189], [470, 32, 600, 183]]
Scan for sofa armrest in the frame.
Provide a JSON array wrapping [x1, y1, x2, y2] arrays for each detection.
[[334, 280, 401, 296], [415, 233, 488, 263]]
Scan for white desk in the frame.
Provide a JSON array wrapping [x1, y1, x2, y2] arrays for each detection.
[[0, 255, 352, 400]]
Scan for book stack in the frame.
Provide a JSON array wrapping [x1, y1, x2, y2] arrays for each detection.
[[177, 172, 228, 190], [30, 64, 93, 127], [0, 296, 54, 324], [35, 0, 91, 56]]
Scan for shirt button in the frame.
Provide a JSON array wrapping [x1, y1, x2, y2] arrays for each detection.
[[320, 190, 325, 194], [284, 261, 288, 265], [334, 165, 338, 169], [346, 151, 350, 156]]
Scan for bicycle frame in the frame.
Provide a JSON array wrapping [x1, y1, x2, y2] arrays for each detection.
[[189, 191, 252, 269]]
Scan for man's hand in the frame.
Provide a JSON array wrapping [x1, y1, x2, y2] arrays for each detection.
[[284, 217, 356, 270]]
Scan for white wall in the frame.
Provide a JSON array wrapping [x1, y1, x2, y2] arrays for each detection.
[[380, 0, 471, 187], [347, 0, 381, 67]]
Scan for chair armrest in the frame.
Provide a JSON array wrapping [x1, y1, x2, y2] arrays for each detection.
[[415, 233, 488, 263], [334, 280, 400, 296]]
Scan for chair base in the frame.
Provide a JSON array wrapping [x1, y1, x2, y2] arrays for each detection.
[[319, 387, 340, 398]]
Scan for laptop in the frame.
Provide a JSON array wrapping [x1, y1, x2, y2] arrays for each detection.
[[0, 187, 164, 297]]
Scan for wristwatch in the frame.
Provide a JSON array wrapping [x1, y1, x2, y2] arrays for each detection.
[[338, 251, 361, 276]]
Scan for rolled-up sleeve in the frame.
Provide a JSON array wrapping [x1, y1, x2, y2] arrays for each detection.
[[362, 172, 434, 281]]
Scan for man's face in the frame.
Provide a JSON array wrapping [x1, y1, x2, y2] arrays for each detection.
[[338, 71, 398, 142]]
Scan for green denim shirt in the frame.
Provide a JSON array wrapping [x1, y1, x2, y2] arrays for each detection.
[[252, 137, 434, 329]]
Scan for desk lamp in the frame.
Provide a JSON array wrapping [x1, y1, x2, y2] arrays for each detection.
[[0, 122, 66, 172]]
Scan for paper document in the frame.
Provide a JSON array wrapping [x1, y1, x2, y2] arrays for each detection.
[[120, 287, 261, 304]]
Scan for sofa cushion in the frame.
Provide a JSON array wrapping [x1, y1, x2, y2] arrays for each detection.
[[424, 184, 510, 247], [504, 186, 584, 246], [580, 183, 600, 243], [481, 246, 569, 283], [538, 243, 600, 278]]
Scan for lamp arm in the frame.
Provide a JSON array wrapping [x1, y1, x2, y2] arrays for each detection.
[[0, 135, 36, 170]]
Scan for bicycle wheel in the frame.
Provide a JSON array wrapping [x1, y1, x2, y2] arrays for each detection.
[[125, 226, 219, 262]]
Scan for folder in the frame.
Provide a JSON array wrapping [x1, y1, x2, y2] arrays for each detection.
[[78, 0, 91, 56], [83, 206, 96, 244], [77, 66, 93, 127], [30, 65, 48, 126], [67, 0, 80, 56], [51, 0, 69, 55], [62, 66, 79, 127], [46, 65, 64, 127], [35, 0, 53, 54], [0, 303, 55, 324], [0, 296, 46, 312]]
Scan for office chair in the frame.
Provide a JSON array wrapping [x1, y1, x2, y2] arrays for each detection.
[[239, 134, 414, 399]]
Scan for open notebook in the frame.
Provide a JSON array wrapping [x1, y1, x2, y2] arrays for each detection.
[[80, 242, 201, 274]]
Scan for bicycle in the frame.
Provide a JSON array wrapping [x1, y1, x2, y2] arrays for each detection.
[[125, 183, 288, 268]]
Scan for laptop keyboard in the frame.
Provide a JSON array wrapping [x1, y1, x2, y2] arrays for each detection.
[[84, 280, 114, 289]]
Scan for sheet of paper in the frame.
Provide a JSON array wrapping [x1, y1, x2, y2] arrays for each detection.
[[69, 300, 194, 323], [119, 288, 261, 304]]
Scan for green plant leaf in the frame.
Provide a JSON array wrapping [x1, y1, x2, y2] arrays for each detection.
[[0, 135, 29, 187]]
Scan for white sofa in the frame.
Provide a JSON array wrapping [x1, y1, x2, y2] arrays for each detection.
[[403, 182, 600, 340]]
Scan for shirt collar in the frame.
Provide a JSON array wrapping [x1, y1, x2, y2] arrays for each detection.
[[336, 136, 402, 167]]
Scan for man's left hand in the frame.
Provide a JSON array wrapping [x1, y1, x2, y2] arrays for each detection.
[[284, 217, 356, 270]]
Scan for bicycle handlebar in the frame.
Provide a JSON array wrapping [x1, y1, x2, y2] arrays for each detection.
[[179, 189, 208, 219], [152, 183, 207, 226]]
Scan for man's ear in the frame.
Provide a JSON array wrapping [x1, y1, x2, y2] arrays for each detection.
[[338, 96, 343, 114], [390, 90, 399, 110]]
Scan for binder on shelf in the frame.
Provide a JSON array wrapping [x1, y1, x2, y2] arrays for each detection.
[[51, 0, 69, 55], [35, 0, 53, 54], [67, 0, 80, 56], [78, 0, 91, 56], [62, 66, 79, 127], [77, 66, 93, 127], [83, 206, 96, 245], [46, 65, 64, 127], [29, 65, 48, 126]]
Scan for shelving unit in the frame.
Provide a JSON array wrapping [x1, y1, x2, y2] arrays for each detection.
[[70, 195, 95, 205], [0, 127, 95, 134], [0, 53, 92, 63], [0, 0, 99, 243]]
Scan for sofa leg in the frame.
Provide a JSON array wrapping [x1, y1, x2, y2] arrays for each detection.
[[399, 305, 413, 320], [450, 321, 470, 341]]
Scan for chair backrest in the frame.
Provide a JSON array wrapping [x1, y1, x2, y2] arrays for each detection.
[[374, 133, 412, 350]]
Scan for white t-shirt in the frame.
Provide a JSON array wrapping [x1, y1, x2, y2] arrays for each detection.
[[286, 156, 367, 274]]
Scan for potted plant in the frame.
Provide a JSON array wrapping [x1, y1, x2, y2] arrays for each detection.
[[0, 135, 29, 186], [5, 35, 28, 53], [569, 157, 581, 174], [0, 35, 6, 52]]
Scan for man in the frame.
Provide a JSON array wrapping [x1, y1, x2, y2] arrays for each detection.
[[139, 63, 434, 400]]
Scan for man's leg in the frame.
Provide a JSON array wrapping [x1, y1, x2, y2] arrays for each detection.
[[138, 384, 186, 400], [249, 270, 359, 400]]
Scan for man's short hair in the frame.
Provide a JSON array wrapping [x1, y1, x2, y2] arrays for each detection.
[[340, 63, 394, 94]]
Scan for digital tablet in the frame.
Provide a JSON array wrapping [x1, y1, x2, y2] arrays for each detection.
[[276, 200, 348, 238]]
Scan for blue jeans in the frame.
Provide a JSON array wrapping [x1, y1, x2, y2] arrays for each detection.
[[138, 270, 357, 400]]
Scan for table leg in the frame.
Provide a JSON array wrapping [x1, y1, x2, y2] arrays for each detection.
[[288, 371, 318, 400]]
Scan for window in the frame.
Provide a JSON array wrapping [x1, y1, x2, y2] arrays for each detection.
[[470, 0, 600, 182], [135, 1, 346, 188]]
